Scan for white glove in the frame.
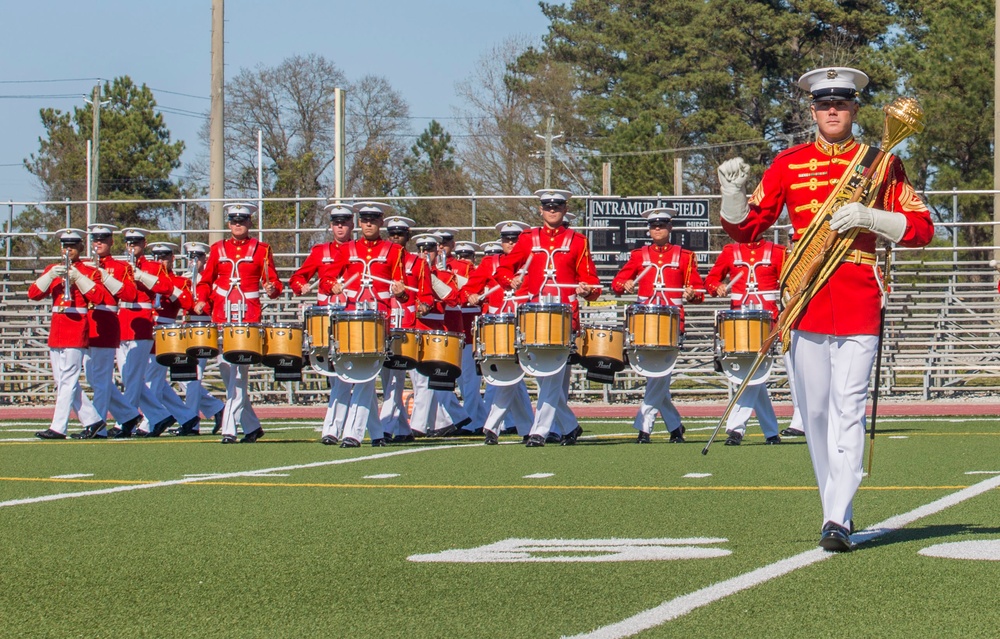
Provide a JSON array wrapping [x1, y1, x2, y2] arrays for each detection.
[[717, 157, 750, 224], [74, 273, 96, 295], [134, 268, 160, 289], [66, 265, 84, 283], [430, 275, 454, 300], [101, 270, 124, 295], [829, 202, 907, 243], [34, 269, 58, 292]]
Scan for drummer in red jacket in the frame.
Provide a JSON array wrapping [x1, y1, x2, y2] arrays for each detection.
[[611, 207, 704, 444]]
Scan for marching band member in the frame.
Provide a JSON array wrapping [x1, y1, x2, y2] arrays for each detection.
[[29, 229, 111, 439], [408, 233, 473, 437], [705, 237, 785, 446], [82, 223, 141, 439], [381, 215, 433, 442], [288, 202, 355, 445], [120, 228, 199, 437], [179, 242, 225, 434], [460, 222, 535, 444], [717, 67, 933, 550], [145, 242, 202, 436], [495, 189, 601, 447], [194, 203, 283, 444], [611, 208, 704, 443], [443, 239, 486, 433]]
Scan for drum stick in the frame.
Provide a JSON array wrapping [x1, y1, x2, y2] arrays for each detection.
[[480, 254, 533, 300], [635, 265, 654, 283], [724, 271, 744, 293], [368, 274, 419, 294]]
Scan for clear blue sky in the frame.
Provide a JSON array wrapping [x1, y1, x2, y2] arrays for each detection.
[[0, 0, 551, 201]]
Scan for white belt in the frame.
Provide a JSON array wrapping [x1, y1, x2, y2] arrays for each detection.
[[120, 302, 153, 310], [93, 305, 118, 313], [317, 293, 330, 302], [461, 307, 481, 314], [55, 306, 88, 314], [214, 285, 259, 299], [422, 312, 445, 321], [155, 317, 176, 325], [445, 305, 461, 312]]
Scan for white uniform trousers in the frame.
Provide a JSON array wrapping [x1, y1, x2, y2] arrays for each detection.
[[219, 359, 261, 437], [457, 345, 487, 428], [379, 368, 410, 437], [791, 330, 877, 529], [117, 340, 172, 429], [783, 351, 804, 433], [528, 365, 576, 439], [322, 377, 353, 439], [84, 346, 140, 430], [409, 370, 470, 435], [146, 356, 198, 425], [182, 359, 225, 419], [633, 374, 682, 434], [724, 382, 779, 438], [49, 347, 101, 434], [342, 380, 384, 443], [482, 380, 534, 436]]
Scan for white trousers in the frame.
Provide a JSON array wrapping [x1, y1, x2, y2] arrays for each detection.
[[783, 351, 804, 432], [322, 377, 353, 438], [409, 370, 469, 434], [117, 340, 173, 429], [791, 330, 876, 529], [482, 380, 534, 436], [146, 356, 198, 425], [529, 366, 577, 439], [458, 345, 487, 428], [219, 359, 260, 436], [342, 380, 384, 442], [633, 374, 682, 434], [379, 368, 410, 437], [725, 382, 779, 438], [49, 347, 101, 434], [84, 346, 140, 428], [182, 358, 225, 419]]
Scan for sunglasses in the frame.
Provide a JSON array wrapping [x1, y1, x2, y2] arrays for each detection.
[[330, 218, 352, 225], [500, 235, 519, 242], [229, 217, 251, 225], [152, 253, 172, 259], [648, 222, 671, 230], [387, 230, 408, 236], [540, 202, 565, 211], [91, 235, 112, 242], [359, 215, 382, 223]]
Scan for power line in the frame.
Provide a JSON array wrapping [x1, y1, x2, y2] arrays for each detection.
[[150, 87, 210, 101], [0, 78, 101, 84], [0, 93, 83, 99]]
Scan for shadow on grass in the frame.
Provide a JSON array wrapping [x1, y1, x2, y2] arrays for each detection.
[[858, 524, 1000, 551]]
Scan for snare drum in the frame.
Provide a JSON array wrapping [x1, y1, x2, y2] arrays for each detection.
[[517, 303, 572, 349], [576, 324, 625, 379], [185, 322, 219, 358], [625, 304, 680, 350], [475, 313, 517, 360], [717, 309, 772, 356], [332, 310, 386, 357], [304, 305, 335, 353], [263, 323, 304, 367], [386, 329, 422, 370], [417, 330, 464, 388], [152, 324, 192, 366], [220, 323, 265, 365]]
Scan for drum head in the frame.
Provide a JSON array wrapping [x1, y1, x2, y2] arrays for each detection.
[[722, 354, 772, 386], [518, 347, 569, 377], [307, 352, 338, 378], [332, 354, 384, 383], [627, 348, 678, 378], [480, 358, 525, 386]]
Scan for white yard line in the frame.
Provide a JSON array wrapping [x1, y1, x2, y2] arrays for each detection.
[[0, 443, 480, 509], [563, 473, 1000, 639]]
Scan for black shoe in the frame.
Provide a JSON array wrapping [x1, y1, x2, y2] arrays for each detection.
[[71, 421, 107, 440], [522, 435, 530, 444], [525, 434, 545, 447], [765, 435, 782, 445], [107, 427, 122, 437], [391, 434, 415, 443], [240, 428, 264, 443], [724, 431, 743, 446], [320, 435, 339, 446], [117, 415, 141, 439], [212, 411, 223, 435], [133, 430, 151, 438], [35, 429, 66, 440], [669, 426, 686, 443], [429, 425, 457, 438], [636, 432, 651, 444], [780, 428, 805, 437], [484, 431, 499, 445], [500, 426, 518, 436], [560, 428, 579, 446], [370, 438, 386, 447], [545, 432, 562, 444], [175, 417, 201, 436], [340, 437, 361, 448], [150, 417, 177, 437], [819, 521, 853, 552], [220, 435, 238, 444]]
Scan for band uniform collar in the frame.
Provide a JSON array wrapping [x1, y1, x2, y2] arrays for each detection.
[[814, 134, 857, 157], [542, 225, 564, 238], [227, 237, 250, 246]]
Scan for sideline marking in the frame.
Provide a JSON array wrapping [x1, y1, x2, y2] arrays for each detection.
[[683, 473, 712, 479], [919, 540, 1000, 561], [409, 538, 731, 563], [563, 473, 1000, 639], [965, 471, 1000, 475], [524, 473, 555, 479], [888, 436, 909, 439], [51, 473, 93, 479], [364, 473, 400, 479], [0, 444, 480, 510]]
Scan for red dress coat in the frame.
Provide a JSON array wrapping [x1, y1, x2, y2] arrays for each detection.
[[704, 241, 787, 320], [27, 261, 113, 349], [196, 238, 283, 323], [611, 243, 704, 331]]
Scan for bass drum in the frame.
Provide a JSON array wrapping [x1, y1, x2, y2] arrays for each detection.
[[575, 324, 625, 384]]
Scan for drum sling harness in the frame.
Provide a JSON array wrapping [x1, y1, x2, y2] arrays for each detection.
[[640, 245, 683, 306], [215, 239, 259, 322]]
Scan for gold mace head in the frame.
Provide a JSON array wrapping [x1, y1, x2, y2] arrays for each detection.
[[881, 96, 925, 151]]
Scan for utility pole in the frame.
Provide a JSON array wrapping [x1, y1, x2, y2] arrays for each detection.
[[535, 114, 563, 189], [994, 0, 1000, 263], [209, 0, 225, 242], [83, 84, 108, 224]]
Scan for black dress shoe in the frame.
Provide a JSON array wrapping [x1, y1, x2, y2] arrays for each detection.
[[340, 437, 361, 448], [392, 434, 415, 443], [545, 432, 562, 444], [148, 417, 175, 437], [724, 431, 743, 446], [484, 431, 499, 445], [107, 427, 122, 438], [525, 434, 545, 447], [370, 438, 386, 447], [669, 426, 686, 443], [176, 417, 201, 436], [560, 429, 579, 446], [522, 435, 530, 444], [765, 435, 782, 445], [240, 428, 264, 443], [636, 432, 651, 444], [35, 429, 66, 440], [780, 428, 805, 437], [429, 424, 456, 438], [220, 435, 238, 444], [71, 421, 107, 439], [819, 521, 853, 552], [320, 435, 339, 445], [117, 415, 142, 439], [212, 411, 223, 435]]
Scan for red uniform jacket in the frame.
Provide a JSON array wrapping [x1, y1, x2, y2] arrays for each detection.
[[153, 270, 195, 322], [196, 238, 283, 323], [120, 255, 174, 340], [88, 255, 138, 348], [336, 237, 404, 316], [459, 254, 513, 314], [417, 262, 461, 333], [386, 251, 433, 330], [722, 137, 934, 335], [445, 255, 478, 343], [27, 261, 112, 349], [611, 243, 704, 331], [288, 241, 349, 307], [704, 241, 787, 320], [495, 226, 601, 329]]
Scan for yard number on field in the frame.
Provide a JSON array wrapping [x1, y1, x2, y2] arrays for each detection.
[[408, 537, 731, 563]]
